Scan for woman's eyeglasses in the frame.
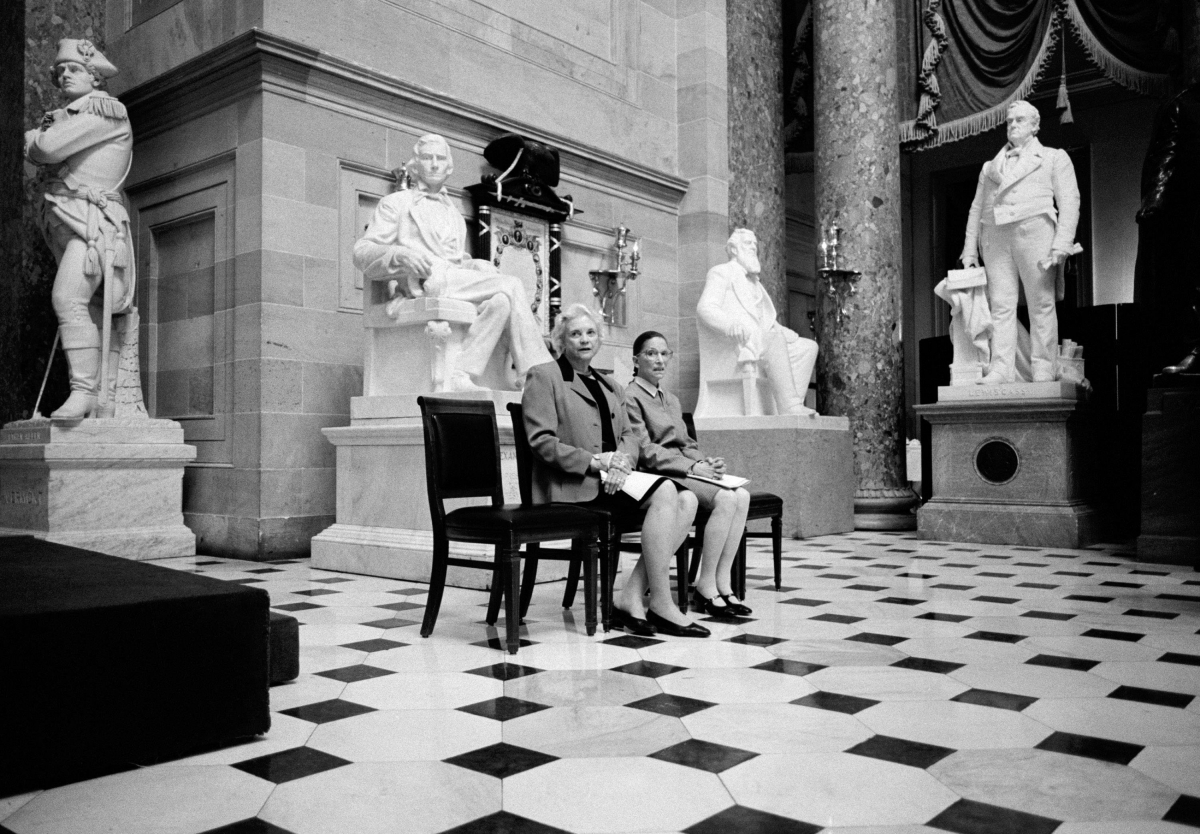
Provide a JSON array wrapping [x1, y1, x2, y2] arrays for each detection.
[[638, 349, 673, 360]]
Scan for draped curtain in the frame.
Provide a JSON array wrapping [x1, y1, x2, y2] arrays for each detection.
[[901, 0, 1173, 149]]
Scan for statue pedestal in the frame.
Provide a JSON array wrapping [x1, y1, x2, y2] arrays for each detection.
[[311, 392, 570, 589], [916, 384, 1100, 548], [1137, 382, 1200, 567], [0, 418, 196, 559], [692, 414, 854, 538]]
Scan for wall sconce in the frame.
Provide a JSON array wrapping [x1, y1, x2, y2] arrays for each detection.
[[589, 225, 640, 326], [817, 223, 860, 326]]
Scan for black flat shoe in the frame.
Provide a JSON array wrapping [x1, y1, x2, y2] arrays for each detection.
[[610, 606, 656, 636], [719, 594, 752, 616], [691, 589, 737, 619], [646, 609, 710, 638]]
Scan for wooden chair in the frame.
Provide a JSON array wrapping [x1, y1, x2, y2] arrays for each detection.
[[506, 403, 690, 628], [417, 396, 603, 654], [683, 412, 784, 597]]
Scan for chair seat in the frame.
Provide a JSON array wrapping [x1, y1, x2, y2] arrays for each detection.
[[747, 491, 783, 518], [444, 503, 601, 540]]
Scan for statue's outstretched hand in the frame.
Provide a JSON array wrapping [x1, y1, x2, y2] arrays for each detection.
[[961, 255, 980, 269]]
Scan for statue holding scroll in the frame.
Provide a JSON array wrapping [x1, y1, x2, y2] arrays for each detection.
[[961, 101, 1081, 384], [353, 134, 551, 391], [24, 39, 139, 419]]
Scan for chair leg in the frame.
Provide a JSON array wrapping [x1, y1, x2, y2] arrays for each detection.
[[519, 544, 540, 618], [688, 520, 705, 584], [485, 546, 504, 627], [599, 534, 613, 631], [772, 514, 783, 590], [421, 536, 450, 638], [580, 538, 598, 637], [675, 544, 689, 613], [736, 534, 748, 600], [561, 559, 581, 609], [503, 544, 521, 655]]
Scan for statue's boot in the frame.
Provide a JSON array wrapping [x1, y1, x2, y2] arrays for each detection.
[[1162, 348, 1200, 375], [51, 323, 100, 419]]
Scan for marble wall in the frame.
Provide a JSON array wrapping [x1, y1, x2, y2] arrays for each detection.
[[101, 0, 725, 557]]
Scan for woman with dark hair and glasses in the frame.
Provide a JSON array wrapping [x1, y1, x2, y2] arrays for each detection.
[[522, 306, 710, 638], [625, 331, 753, 618]]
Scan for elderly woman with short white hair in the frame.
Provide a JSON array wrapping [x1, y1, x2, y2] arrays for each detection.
[[522, 304, 709, 637]]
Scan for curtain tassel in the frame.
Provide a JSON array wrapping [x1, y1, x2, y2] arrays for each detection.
[[1057, 43, 1074, 124]]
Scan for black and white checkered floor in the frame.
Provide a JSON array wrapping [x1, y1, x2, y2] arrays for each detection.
[[3, 531, 1199, 834]]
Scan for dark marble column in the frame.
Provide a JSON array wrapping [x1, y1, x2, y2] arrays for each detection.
[[813, 0, 917, 529], [727, 0, 786, 313]]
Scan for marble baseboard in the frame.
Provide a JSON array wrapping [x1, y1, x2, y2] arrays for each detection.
[[918, 499, 1101, 549], [690, 416, 854, 538], [1134, 533, 1199, 568], [310, 523, 571, 589]]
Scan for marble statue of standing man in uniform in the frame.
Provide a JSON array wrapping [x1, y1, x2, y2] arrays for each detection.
[[24, 39, 135, 419], [354, 134, 551, 391], [961, 100, 1081, 384]]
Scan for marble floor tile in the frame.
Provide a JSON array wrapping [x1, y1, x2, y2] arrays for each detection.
[[1129, 744, 1200, 795], [368, 640, 507, 673], [259, 761, 499, 834], [1026, 635, 1161, 663], [341, 670, 503, 710], [682, 702, 873, 755], [503, 669, 660, 707], [1024, 697, 1200, 746], [637, 639, 776, 669], [159, 713, 316, 766], [857, 699, 1052, 749], [1055, 822, 1199, 833], [895, 636, 1036, 665], [4, 766, 273, 834], [511, 641, 642, 671], [305, 708, 500, 761], [296, 644, 368, 674], [503, 705, 689, 758], [1091, 661, 1200, 696], [288, 605, 403, 625], [281, 622, 384, 647], [928, 748, 1179, 823], [947, 662, 1117, 699], [504, 757, 732, 832], [767, 638, 909, 667], [806, 665, 969, 701], [721, 752, 958, 827], [0, 792, 40, 824], [657, 667, 817, 704]]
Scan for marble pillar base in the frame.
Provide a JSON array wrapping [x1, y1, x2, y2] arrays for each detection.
[[0, 418, 197, 560], [692, 414, 854, 538], [853, 487, 919, 531], [311, 392, 569, 589], [1137, 384, 1200, 567], [915, 393, 1099, 548]]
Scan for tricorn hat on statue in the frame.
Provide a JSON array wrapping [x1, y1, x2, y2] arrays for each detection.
[[53, 39, 119, 78]]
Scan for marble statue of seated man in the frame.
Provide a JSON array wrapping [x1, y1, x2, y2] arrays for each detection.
[[695, 228, 818, 417], [353, 133, 551, 391]]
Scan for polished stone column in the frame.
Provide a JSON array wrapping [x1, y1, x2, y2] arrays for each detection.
[[727, 0, 786, 313], [813, 0, 917, 529]]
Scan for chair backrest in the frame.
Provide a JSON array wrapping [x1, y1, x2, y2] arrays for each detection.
[[417, 396, 505, 525], [505, 402, 536, 506], [682, 411, 698, 442]]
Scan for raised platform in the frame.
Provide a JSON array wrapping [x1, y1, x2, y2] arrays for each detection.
[[692, 414, 854, 538], [0, 417, 196, 559], [916, 390, 1100, 548], [312, 391, 570, 588], [0, 536, 270, 793]]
